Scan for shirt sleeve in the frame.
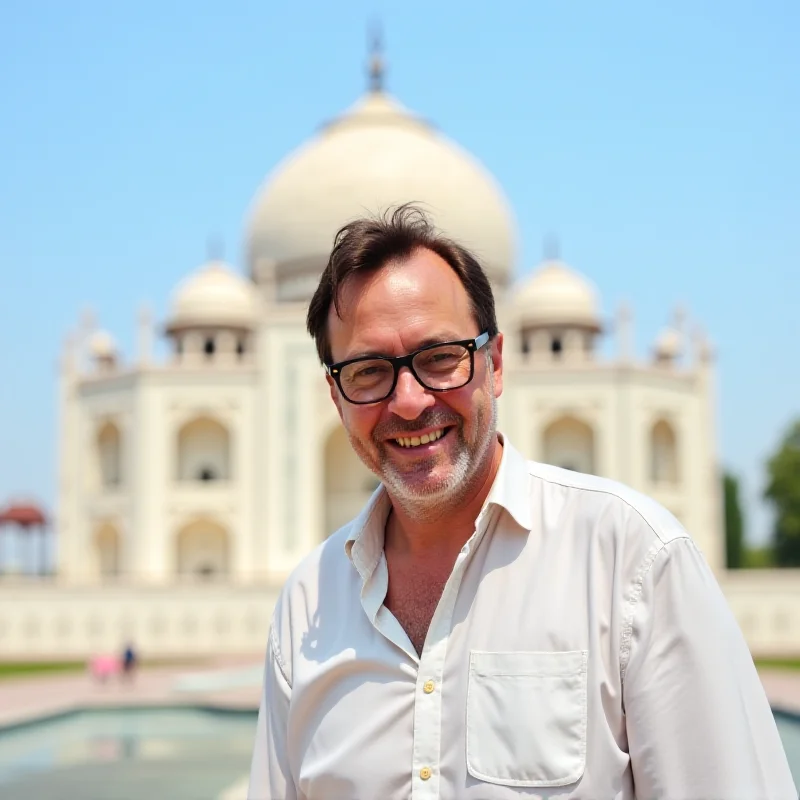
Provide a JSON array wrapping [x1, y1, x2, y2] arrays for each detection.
[[248, 624, 296, 800], [622, 536, 797, 800]]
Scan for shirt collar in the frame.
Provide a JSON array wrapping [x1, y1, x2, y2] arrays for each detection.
[[344, 486, 391, 582], [483, 433, 533, 531], [344, 431, 532, 577]]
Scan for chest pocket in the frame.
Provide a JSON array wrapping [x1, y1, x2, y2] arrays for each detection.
[[466, 650, 588, 788]]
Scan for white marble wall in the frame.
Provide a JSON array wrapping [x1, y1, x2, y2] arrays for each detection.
[[2, 572, 798, 659]]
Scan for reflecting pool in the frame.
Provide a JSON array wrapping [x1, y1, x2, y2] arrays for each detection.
[[0, 706, 798, 799], [0, 707, 255, 800]]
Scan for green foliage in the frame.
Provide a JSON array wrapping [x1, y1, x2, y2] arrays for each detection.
[[724, 472, 745, 569], [754, 658, 800, 672], [0, 661, 85, 681], [764, 419, 800, 567], [741, 546, 775, 569]]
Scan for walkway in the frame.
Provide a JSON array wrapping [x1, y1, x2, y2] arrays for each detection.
[[1, 661, 799, 729], [0, 658, 263, 730]]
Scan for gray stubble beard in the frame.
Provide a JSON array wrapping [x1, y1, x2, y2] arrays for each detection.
[[350, 362, 499, 524]]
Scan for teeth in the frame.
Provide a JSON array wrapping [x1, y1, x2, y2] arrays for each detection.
[[394, 429, 445, 448]]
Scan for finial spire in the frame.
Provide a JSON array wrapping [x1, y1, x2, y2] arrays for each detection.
[[367, 22, 385, 92], [206, 235, 224, 262], [543, 233, 561, 261]]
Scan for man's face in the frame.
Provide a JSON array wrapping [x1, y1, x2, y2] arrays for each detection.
[[326, 248, 504, 512]]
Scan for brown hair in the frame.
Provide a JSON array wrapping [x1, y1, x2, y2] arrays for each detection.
[[306, 204, 498, 364]]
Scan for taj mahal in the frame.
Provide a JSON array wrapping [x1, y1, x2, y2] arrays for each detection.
[[5, 50, 799, 660]]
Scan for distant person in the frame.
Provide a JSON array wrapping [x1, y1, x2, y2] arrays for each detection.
[[249, 206, 796, 799], [89, 653, 118, 683], [121, 643, 137, 681]]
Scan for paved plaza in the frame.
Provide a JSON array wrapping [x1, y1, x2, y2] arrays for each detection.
[[0, 658, 263, 729], [2, 660, 798, 730]]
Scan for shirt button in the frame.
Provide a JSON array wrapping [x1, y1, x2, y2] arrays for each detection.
[[420, 766, 432, 780], [423, 680, 435, 694]]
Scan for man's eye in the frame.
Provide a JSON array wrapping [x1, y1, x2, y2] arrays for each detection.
[[350, 363, 391, 381]]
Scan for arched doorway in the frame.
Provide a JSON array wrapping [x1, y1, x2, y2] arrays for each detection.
[[650, 419, 678, 484], [95, 522, 121, 578], [324, 426, 380, 536], [542, 416, 596, 474], [97, 421, 122, 488], [176, 417, 230, 482], [176, 519, 229, 578]]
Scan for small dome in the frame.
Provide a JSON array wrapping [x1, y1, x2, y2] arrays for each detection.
[[166, 261, 258, 333], [88, 330, 117, 359], [514, 260, 602, 331], [654, 327, 682, 361], [245, 89, 517, 300]]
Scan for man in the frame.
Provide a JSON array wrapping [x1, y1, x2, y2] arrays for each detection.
[[249, 205, 796, 799]]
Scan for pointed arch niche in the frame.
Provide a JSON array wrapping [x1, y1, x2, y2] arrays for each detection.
[[97, 420, 122, 488], [650, 419, 679, 484], [176, 519, 229, 578], [324, 425, 380, 537], [542, 416, 596, 474], [94, 521, 121, 578], [176, 417, 231, 482]]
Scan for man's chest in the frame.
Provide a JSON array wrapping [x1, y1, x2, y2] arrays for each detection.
[[384, 559, 453, 655], [288, 592, 626, 800], [285, 517, 633, 798]]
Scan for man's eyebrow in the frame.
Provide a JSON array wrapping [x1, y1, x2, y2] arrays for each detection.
[[414, 334, 463, 349], [344, 334, 464, 361]]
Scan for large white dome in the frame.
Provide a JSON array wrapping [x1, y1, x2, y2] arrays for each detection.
[[245, 89, 517, 301]]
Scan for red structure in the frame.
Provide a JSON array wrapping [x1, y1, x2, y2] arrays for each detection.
[[0, 501, 50, 576]]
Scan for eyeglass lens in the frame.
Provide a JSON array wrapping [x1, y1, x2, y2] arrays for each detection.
[[339, 344, 473, 403]]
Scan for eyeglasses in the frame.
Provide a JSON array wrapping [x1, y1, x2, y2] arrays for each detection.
[[326, 332, 490, 405]]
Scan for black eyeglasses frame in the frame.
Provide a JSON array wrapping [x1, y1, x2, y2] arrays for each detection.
[[325, 332, 491, 405]]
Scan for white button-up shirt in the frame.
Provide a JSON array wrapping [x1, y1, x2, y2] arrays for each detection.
[[249, 437, 796, 799]]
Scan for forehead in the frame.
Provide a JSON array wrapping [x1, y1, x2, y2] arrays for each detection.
[[327, 248, 476, 360]]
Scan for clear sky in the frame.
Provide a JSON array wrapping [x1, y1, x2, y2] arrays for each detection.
[[1, 0, 798, 548]]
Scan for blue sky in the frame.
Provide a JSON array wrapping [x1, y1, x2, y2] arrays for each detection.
[[1, 0, 798, 547]]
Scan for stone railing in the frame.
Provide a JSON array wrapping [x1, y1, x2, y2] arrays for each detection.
[[0, 581, 280, 660]]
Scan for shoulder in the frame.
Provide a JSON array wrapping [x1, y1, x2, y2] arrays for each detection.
[[266, 523, 359, 683], [524, 460, 690, 552], [275, 523, 357, 615]]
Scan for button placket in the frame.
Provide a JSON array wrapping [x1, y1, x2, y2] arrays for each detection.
[[410, 515, 493, 799]]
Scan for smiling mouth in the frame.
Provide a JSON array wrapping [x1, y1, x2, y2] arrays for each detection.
[[392, 427, 452, 449]]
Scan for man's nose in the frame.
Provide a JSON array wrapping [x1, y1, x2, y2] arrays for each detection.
[[387, 367, 435, 420]]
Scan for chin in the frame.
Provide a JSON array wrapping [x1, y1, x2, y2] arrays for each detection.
[[385, 466, 467, 507]]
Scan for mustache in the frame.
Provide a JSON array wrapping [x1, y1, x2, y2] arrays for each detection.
[[373, 409, 461, 440]]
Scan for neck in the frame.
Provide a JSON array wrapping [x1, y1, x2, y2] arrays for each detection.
[[385, 436, 504, 559]]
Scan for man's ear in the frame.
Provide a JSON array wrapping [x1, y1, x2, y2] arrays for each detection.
[[490, 332, 504, 399], [326, 373, 344, 420]]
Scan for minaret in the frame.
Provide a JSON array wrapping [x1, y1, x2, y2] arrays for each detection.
[[78, 306, 96, 374], [616, 301, 634, 363], [56, 330, 78, 579], [694, 323, 724, 572]]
